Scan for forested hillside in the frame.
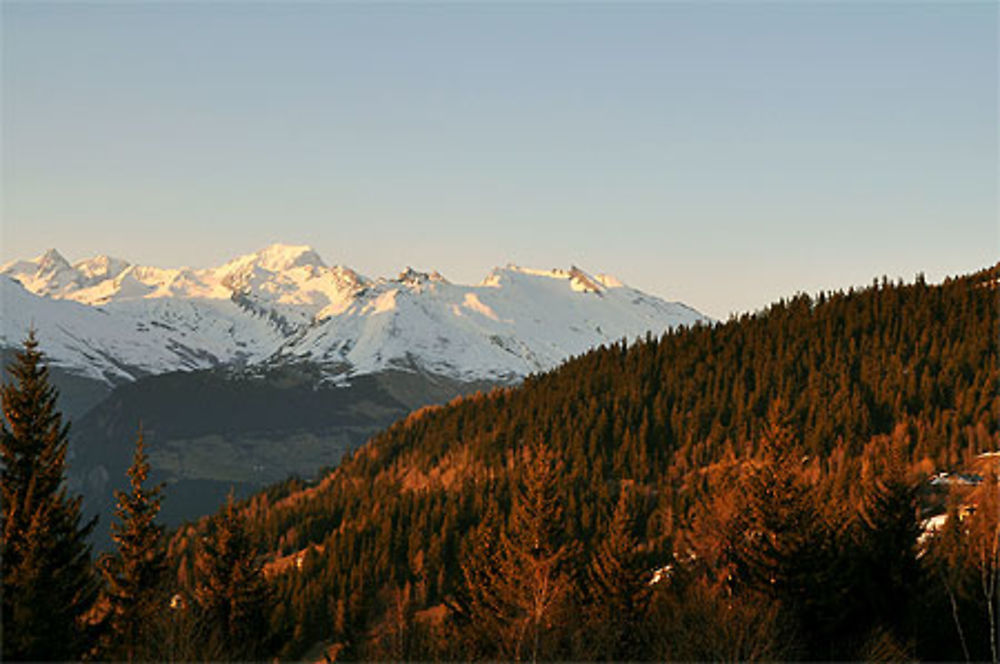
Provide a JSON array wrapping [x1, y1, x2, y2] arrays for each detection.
[[158, 265, 999, 660], [9, 265, 994, 661]]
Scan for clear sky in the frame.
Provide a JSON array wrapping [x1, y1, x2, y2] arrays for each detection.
[[2, 2, 996, 320]]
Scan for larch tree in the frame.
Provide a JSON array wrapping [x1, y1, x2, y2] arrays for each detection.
[[505, 441, 579, 662], [1, 331, 100, 661], [99, 426, 168, 661], [451, 441, 578, 662], [499, 442, 579, 662]]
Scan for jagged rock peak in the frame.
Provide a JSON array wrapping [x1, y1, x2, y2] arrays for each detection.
[[396, 267, 449, 286], [37, 248, 72, 272]]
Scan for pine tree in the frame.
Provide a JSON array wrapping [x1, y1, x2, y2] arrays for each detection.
[[193, 492, 273, 661], [583, 486, 652, 660], [449, 500, 508, 658], [849, 431, 922, 653], [722, 406, 840, 658], [503, 441, 578, 662], [725, 410, 818, 595], [99, 426, 168, 661], [1, 332, 100, 661]]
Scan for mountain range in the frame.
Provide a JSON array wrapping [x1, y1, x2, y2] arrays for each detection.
[[0, 244, 708, 534], [2, 243, 707, 389]]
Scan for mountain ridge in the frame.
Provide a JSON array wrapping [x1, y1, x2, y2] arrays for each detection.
[[2, 243, 710, 386]]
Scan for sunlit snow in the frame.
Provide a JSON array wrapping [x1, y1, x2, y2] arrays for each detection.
[[1, 244, 711, 385]]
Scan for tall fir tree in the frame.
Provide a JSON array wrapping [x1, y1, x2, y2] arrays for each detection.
[[848, 430, 922, 655], [449, 500, 509, 659], [99, 426, 168, 661], [583, 486, 652, 660], [192, 492, 273, 661], [1, 332, 100, 661], [504, 441, 579, 662], [722, 405, 842, 658]]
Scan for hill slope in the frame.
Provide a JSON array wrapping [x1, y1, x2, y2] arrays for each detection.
[[168, 264, 998, 659]]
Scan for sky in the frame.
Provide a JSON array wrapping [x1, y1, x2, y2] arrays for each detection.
[[2, 2, 996, 320]]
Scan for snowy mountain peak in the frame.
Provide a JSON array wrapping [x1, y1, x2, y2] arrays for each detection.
[[480, 264, 617, 294], [216, 244, 326, 284], [2, 245, 711, 386], [567, 266, 604, 294], [0, 248, 81, 297], [72, 255, 130, 282], [395, 268, 449, 289], [249, 243, 327, 272], [38, 248, 72, 271]]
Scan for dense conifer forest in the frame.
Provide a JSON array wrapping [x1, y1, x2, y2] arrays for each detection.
[[3, 264, 998, 661]]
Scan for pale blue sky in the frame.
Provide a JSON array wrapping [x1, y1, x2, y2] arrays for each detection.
[[2, 2, 996, 319]]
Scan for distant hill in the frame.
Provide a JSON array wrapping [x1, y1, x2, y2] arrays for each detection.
[[68, 364, 496, 540]]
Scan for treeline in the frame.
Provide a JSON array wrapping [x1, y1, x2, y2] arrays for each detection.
[[2, 264, 998, 660]]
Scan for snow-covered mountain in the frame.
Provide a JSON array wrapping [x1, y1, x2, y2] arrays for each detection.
[[1, 244, 709, 386]]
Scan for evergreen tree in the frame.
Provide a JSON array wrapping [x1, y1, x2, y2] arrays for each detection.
[[848, 431, 922, 654], [722, 406, 841, 658], [99, 426, 168, 661], [193, 492, 273, 661], [449, 500, 508, 658], [583, 486, 652, 660], [1, 332, 100, 661]]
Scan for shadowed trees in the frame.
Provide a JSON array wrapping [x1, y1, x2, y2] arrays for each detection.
[[582, 486, 653, 660], [99, 427, 168, 661], [1, 332, 100, 661], [192, 493, 274, 660]]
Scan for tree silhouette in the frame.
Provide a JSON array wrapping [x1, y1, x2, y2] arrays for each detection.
[[1, 331, 99, 660], [99, 426, 168, 661]]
